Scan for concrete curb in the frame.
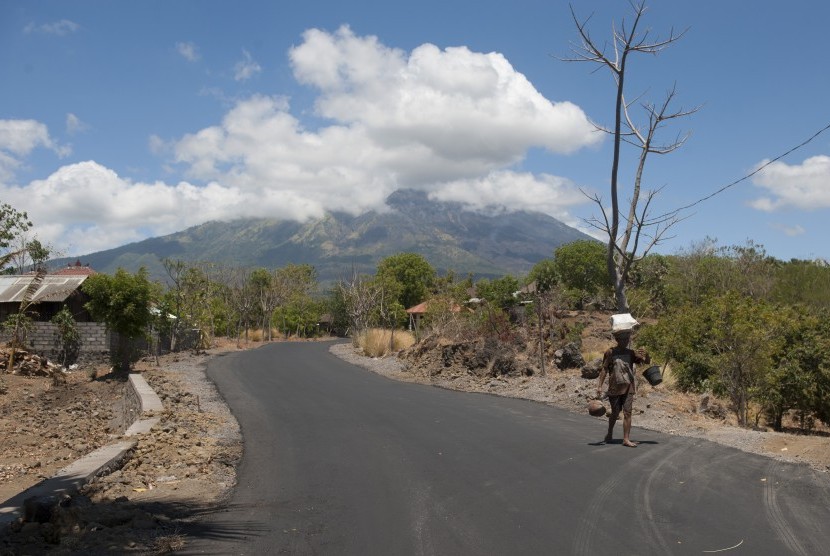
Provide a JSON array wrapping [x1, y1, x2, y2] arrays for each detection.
[[0, 373, 163, 526]]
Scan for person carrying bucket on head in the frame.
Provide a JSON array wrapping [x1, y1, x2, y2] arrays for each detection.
[[596, 313, 650, 447]]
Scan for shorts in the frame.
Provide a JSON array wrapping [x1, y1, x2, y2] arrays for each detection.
[[608, 390, 634, 417]]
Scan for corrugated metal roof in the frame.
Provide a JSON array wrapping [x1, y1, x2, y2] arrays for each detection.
[[0, 275, 88, 303]]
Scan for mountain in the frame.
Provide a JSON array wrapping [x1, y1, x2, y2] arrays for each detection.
[[55, 190, 595, 284]]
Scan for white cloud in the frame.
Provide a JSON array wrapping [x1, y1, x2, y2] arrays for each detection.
[[289, 26, 599, 165], [0, 119, 69, 181], [24, 19, 80, 36], [234, 50, 262, 81], [176, 42, 200, 62], [750, 155, 830, 211], [429, 171, 585, 221], [171, 27, 599, 215], [6, 29, 602, 256], [66, 113, 89, 135], [0, 161, 243, 254]]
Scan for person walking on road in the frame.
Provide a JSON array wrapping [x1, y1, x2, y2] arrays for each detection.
[[596, 327, 650, 447]]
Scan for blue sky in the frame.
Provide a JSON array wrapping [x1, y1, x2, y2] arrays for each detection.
[[1, 0, 829, 263]]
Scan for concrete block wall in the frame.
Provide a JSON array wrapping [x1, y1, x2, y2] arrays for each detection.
[[1, 322, 113, 366]]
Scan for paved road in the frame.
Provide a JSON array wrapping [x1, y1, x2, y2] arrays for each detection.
[[185, 341, 830, 555]]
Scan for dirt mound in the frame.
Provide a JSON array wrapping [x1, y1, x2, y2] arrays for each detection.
[[0, 347, 243, 554]]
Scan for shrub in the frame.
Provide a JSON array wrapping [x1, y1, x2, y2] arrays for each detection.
[[357, 328, 415, 357], [51, 307, 81, 367]]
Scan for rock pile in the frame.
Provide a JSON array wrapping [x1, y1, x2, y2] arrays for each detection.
[[0, 347, 65, 380]]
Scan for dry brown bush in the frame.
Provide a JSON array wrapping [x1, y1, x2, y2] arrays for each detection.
[[357, 328, 415, 357]]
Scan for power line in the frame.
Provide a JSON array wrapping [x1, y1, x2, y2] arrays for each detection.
[[669, 120, 830, 215]]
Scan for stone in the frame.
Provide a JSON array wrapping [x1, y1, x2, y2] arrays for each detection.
[[554, 342, 586, 370], [581, 358, 603, 379]]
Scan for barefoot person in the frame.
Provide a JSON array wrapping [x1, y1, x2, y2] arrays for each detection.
[[596, 324, 650, 447]]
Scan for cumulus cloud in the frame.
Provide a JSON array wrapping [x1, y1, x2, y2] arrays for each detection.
[[430, 171, 585, 221], [171, 27, 599, 214], [0, 119, 69, 181], [0, 161, 243, 254], [24, 19, 80, 36], [234, 50, 262, 81], [176, 41, 200, 62], [8, 28, 601, 255], [750, 155, 830, 211], [289, 26, 598, 163]]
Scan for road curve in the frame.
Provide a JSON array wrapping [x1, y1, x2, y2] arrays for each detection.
[[183, 341, 830, 555]]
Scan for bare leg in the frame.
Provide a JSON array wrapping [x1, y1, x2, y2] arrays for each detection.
[[622, 413, 637, 447], [605, 414, 617, 442]]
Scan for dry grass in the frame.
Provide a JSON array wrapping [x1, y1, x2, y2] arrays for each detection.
[[356, 328, 416, 357], [655, 362, 678, 389], [152, 529, 187, 554], [582, 350, 604, 364]]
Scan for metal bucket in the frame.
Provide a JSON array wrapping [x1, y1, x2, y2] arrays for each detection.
[[643, 365, 663, 386]]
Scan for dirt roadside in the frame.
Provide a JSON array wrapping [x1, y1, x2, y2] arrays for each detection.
[[1, 343, 244, 555]]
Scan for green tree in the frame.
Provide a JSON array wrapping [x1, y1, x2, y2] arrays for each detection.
[[51, 307, 81, 367], [708, 294, 778, 426], [0, 203, 32, 271], [626, 253, 671, 317], [375, 253, 436, 310], [160, 259, 219, 351], [248, 267, 275, 338], [760, 309, 830, 431], [475, 275, 521, 312], [664, 240, 779, 308], [526, 259, 557, 293], [273, 264, 318, 337], [553, 240, 610, 308], [641, 293, 778, 426], [83, 268, 158, 372], [26, 239, 50, 272], [772, 258, 830, 310]]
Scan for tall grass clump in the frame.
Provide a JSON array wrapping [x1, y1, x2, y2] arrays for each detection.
[[357, 328, 416, 357]]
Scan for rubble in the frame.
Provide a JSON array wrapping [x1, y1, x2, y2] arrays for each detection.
[[0, 347, 66, 381]]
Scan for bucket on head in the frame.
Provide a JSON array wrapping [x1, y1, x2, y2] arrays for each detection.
[[611, 313, 640, 333], [643, 365, 663, 386]]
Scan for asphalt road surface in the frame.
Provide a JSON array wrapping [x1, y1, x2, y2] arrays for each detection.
[[184, 341, 830, 555]]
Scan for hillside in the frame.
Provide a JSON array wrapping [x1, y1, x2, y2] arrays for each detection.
[[55, 189, 594, 284]]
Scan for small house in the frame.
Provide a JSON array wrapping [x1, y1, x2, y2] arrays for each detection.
[[0, 275, 94, 322]]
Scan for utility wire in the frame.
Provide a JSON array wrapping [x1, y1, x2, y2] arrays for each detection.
[[669, 120, 830, 215]]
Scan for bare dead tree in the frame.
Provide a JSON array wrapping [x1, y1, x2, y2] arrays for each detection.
[[564, 1, 699, 311], [337, 270, 384, 343]]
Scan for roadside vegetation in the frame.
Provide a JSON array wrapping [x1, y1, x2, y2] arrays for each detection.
[[2, 201, 829, 440]]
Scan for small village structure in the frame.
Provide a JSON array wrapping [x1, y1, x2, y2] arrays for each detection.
[[0, 263, 114, 366]]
